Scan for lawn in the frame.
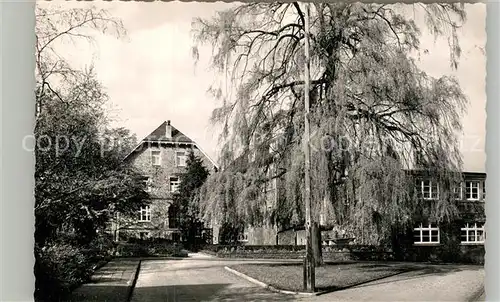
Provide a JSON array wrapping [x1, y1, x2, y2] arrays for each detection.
[[229, 262, 414, 292]]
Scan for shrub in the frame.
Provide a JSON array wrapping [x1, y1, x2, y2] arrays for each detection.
[[35, 243, 94, 302], [115, 241, 188, 257]]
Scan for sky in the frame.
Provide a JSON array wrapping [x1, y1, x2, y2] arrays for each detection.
[[38, 2, 487, 173]]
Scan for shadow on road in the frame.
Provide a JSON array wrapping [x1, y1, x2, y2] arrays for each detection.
[[131, 283, 293, 302], [67, 285, 129, 302]]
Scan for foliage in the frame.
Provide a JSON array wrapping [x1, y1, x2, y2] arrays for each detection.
[[192, 3, 469, 245], [34, 66, 150, 246], [34, 243, 94, 301], [102, 127, 139, 160], [115, 241, 188, 258], [172, 151, 210, 248], [34, 4, 147, 246], [34, 5, 146, 301]]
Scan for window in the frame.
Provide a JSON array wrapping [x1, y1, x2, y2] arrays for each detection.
[[237, 232, 249, 242], [454, 182, 463, 200], [176, 151, 187, 167], [143, 177, 152, 193], [170, 177, 180, 193], [139, 206, 151, 221], [414, 223, 440, 244], [151, 150, 161, 166], [419, 180, 439, 200], [465, 181, 480, 201], [461, 223, 485, 244]]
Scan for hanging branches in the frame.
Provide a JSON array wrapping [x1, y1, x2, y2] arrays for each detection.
[[192, 3, 469, 241]]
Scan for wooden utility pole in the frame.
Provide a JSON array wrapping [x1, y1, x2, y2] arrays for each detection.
[[302, 1, 315, 292]]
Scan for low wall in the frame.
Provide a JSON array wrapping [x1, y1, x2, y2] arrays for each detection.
[[200, 243, 483, 264]]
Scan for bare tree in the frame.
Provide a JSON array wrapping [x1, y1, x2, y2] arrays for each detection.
[[35, 5, 126, 119]]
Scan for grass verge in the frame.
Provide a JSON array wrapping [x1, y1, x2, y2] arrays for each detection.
[[228, 262, 413, 293]]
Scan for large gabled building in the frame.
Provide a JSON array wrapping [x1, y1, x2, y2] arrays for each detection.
[[111, 120, 217, 241]]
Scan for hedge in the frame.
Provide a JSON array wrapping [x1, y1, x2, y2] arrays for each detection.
[[200, 243, 482, 264], [115, 241, 189, 258], [35, 243, 113, 302]]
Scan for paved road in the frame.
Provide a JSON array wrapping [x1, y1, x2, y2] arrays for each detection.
[[130, 254, 484, 302], [310, 265, 484, 302], [130, 256, 298, 302]]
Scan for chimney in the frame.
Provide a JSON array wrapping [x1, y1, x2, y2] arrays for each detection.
[[165, 120, 172, 139]]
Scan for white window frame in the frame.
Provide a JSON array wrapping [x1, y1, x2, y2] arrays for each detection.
[[139, 206, 151, 222], [461, 223, 485, 244], [414, 223, 440, 245], [420, 180, 439, 200], [170, 176, 181, 193], [454, 182, 463, 200], [151, 150, 161, 166], [176, 151, 187, 167], [465, 181, 480, 201]]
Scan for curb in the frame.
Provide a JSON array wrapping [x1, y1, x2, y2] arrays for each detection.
[[224, 266, 321, 296], [126, 260, 142, 302]]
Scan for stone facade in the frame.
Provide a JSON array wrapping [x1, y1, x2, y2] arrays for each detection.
[[112, 120, 217, 241]]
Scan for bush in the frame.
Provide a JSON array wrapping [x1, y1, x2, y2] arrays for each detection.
[[35, 243, 94, 302], [34, 233, 117, 302], [115, 241, 188, 257]]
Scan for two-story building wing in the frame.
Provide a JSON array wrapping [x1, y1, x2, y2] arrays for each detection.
[[410, 171, 486, 246], [115, 120, 217, 241]]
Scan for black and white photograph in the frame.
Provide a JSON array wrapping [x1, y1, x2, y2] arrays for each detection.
[[32, 1, 486, 301]]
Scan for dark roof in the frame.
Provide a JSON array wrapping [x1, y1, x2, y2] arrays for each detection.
[[402, 169, 486, 178], [462, 172, 487, 179], [144, 120, 193, 143], [122, 120, 219, 169]]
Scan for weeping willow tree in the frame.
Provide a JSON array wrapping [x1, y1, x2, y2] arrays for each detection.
[[192, 3, 468, 247]]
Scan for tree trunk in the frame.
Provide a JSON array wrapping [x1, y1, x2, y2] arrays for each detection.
[[312, 222, 323, 267], [391, 226, 403, 261]]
